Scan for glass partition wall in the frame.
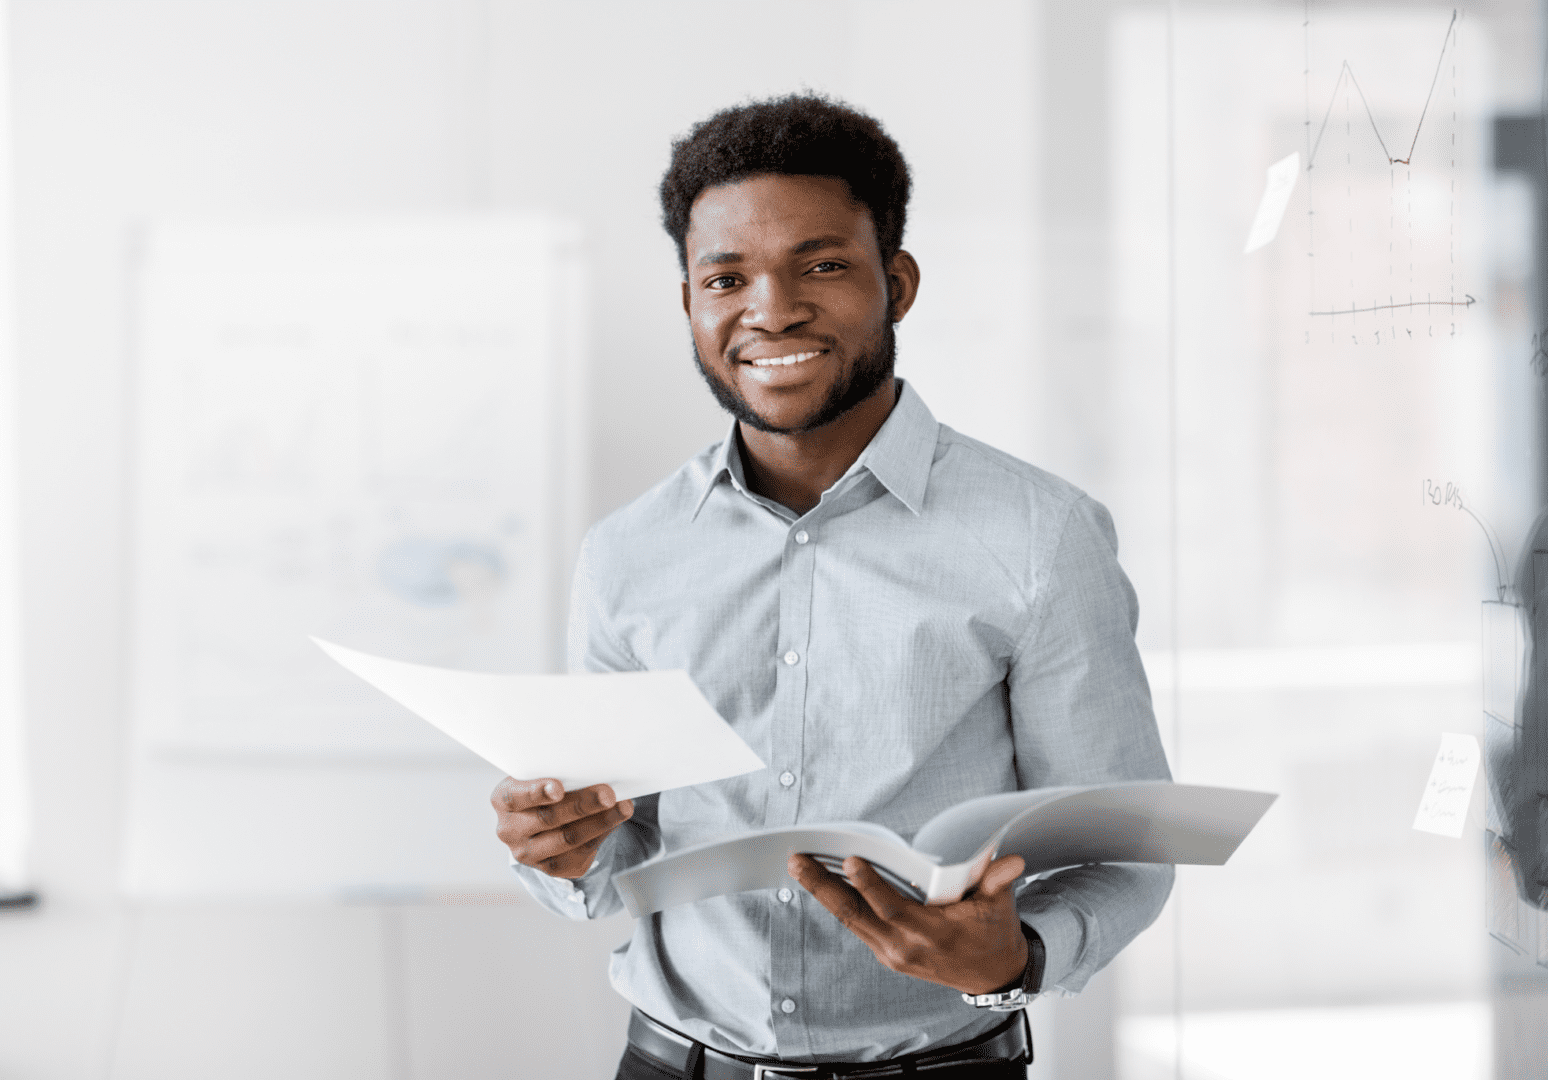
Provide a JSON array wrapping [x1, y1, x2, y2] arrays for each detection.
[[1028, 3, 1544, 1077]]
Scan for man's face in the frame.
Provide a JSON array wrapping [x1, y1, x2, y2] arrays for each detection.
[[682, 174, 898, 435]]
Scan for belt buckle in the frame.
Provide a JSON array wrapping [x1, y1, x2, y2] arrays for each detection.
[[751, 1065, 820, 1079]]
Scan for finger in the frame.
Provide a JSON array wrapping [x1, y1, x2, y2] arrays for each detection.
[[520, 802, 634, 864], [841, 857, 912, 923], [491, 777, 565, 813], [496, 788, 629, 860], [522, 783, 618, 831], [543, 833, 608, 878], [976, 855, 1026, 898], [788, 854, 887, 944]]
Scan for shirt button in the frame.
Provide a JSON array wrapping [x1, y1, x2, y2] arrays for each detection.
[[780, 998, 797, 1014], [777, 887, 794, 903], [779, 771, 796, 788], [794, 530, 810, 544], [783, 650, 799, 665]]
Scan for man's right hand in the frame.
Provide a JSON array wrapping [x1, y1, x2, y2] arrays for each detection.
[[491, 778, 635, 880]]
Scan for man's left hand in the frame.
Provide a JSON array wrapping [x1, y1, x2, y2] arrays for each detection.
[[788, 852, 1028, 995]]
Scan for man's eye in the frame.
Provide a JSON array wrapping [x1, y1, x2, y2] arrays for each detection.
[[706, 276, 738, 290], [810, 261, 845, 273]]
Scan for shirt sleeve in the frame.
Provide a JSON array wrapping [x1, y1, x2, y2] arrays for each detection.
[[1006, 494, 1175, 994], [507, 528, 665, 920]]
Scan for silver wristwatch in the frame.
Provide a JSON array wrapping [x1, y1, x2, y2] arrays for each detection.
[[960, 987, 1028, 1012], [962, 922, 1043, 1011]]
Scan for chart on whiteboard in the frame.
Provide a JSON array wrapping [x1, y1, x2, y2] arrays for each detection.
[[1302, 7, 1474, 342], [129, 219, 583, 758]]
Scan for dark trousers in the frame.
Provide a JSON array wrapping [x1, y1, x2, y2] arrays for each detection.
[[614, 1044, 1029, 1080]]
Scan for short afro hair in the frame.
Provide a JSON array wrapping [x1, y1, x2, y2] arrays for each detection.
[[660, 93, 911, 275]]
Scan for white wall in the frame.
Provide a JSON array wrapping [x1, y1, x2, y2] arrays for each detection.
[[1, 3, 1051, 1077], [0, 0, 23, 898]]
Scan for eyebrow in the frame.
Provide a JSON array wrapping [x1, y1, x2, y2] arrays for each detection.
[[695, 235, 853, 268]]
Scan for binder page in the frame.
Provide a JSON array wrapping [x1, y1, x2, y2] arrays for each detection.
[[911, 786, 1078, 864], [314, 638, 765, 801], [614, 823, 930, 918], [915, 783, 1277, 870], [992, 783, 1277, 871]]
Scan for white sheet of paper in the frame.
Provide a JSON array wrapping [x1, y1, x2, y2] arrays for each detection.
[[313, 638, 765, 801], [1412, 732, 1481, 838], [1243, 152, 1300, 254]]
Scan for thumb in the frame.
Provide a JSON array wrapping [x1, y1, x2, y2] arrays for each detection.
[[978, 854, 1026, 897]]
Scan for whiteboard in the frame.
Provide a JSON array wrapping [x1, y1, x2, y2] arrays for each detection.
[[120, 218, 586, 897]]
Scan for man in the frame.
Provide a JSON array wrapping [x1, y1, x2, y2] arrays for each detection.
[[493, 94, 1172, 1079], [1497, 511, 1548, 911]]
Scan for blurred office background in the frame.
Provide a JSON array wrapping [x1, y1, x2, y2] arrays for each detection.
[[1, 1, 1545, 1077]]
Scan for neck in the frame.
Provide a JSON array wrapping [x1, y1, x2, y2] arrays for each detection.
[[737, 379, 900, 517]]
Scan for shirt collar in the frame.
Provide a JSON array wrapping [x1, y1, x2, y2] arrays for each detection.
[[690, 418, 745, 522], [689, 378, 940, 521], [851, 379, 937, 516]]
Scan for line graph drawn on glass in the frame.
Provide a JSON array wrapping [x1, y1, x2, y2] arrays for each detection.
[[1306, 11, 1456, 169], [1422, 480, 1511, 599], [1303, 7, 1470, 338]]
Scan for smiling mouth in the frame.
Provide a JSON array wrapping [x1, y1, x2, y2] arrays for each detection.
[[744, 350, 825, 368]]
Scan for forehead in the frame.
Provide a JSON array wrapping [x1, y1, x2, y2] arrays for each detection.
[[684, 174, 878, 257]]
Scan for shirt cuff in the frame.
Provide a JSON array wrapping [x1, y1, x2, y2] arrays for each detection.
[[507, 835, 624, 920], [507, 853, 594, 916], [1019, 902, 1093, 997]]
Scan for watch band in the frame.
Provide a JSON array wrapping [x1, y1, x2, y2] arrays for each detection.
[[962, 923, 1045, 1011], [1023, 922, 1046, 995]]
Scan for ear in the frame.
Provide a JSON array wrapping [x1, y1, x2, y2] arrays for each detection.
[[884, 250, 921, 323], [681, 279, 691, 316]]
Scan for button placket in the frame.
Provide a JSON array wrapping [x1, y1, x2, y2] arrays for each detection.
[[768, 510, 818, 1058], [770, 534, 814, 828]]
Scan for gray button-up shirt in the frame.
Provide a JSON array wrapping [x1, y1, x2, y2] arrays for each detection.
[[513, 381, 1173, 1062]]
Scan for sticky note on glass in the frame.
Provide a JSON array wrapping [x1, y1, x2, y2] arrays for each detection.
[[1243, 152, 1300, 254], [1413, 732, 1481, 838]]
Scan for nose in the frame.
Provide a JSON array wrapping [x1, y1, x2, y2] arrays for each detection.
[[740, 271, 811, 333]]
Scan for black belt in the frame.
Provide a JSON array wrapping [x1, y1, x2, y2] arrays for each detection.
[[626, 1007, 1032, 1079]]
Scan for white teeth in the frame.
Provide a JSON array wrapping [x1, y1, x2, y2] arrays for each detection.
[[749, 350, 822, 368]]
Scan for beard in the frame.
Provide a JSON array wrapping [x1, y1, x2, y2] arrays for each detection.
[[691, 318, 897, 436]]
